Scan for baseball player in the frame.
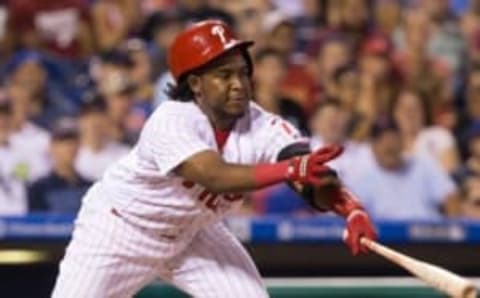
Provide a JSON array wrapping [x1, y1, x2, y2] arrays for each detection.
[[52, 20, 377, 298]]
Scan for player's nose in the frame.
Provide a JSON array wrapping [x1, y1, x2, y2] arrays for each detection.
[[229, 74, 246, 91]]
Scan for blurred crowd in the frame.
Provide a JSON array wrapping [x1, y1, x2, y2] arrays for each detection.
[[0, 0, 479, 221]]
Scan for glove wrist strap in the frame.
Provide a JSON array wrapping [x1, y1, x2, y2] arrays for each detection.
[[252, 160, 292, 188], [329, 188, 365, 218]]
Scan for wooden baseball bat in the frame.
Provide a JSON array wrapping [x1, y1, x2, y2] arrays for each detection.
[[360, 238, 477, 298]]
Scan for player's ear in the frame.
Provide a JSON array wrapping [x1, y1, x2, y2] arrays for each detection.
[[187, 74, 202, 95]]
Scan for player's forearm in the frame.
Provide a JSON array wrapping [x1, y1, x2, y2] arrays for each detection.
[[175, 151, 293, 193], [198, 161, 292, 193], [176, 146, 343, 193]]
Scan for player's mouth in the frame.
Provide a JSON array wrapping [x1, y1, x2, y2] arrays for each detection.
[[227, 96, 247, 107], [229, 93, 248, 102], [230, 97, 246, 102]]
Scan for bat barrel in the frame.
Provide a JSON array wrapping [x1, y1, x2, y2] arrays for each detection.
[[360, 238, 478, 298]]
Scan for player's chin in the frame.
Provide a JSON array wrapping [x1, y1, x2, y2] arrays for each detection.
[[225, 100, 248, 117], [226, 109, 246, 118]]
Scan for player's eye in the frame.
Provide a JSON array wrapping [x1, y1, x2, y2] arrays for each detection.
[[217, 70, 231, 79], [239, 67, 249, 77]]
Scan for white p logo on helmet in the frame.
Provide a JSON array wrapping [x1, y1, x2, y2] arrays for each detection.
[[211, 25, 229, 45]]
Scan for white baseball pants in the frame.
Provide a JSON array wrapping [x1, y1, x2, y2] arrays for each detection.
[[51, 206, 268, 298]]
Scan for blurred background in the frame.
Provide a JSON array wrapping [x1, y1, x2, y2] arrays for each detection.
[[0, 0, 479, 297]]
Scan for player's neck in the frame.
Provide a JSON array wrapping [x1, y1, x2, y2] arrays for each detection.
[[197, 103, 236, 130], [210, 117, 235, 131]]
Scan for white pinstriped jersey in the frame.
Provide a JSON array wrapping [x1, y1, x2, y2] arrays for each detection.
[[83, 100, 305, 256]]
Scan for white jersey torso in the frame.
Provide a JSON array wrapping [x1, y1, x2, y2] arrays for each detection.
[[84, 100, 303, 244]]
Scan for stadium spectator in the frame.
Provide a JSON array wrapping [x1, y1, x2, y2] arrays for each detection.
[[94, 49, 134, 93], [310, 34, 352, 100], [391, 88, 460, 174], [336, 0, 375, 51], [262, 10, 319, 112], [5, 65, 53, 182], [0, 100, 27, 215], [392, 10, 452, 110], [374, 0, 402, 35], [458, 176, 480, 219], [28, 117, 91, 214], [138, 0, 176, 17], [460, 0, 480, 42], [330, 63, 375, 141], [268, 15, 320, 113], [219, 0, 270, 49], [8, 0, 94, 58], [262, 11, 296, 61], [310, 99, 370, 188], [332, 63, 360, 112], [0, 99, 10, 146], [0, 2, 13, 66], [102, 72, 138, 145], [455, 122, 480, 182], [142, 11, 183, 78], [253, 48, 308, 134], [288, 0, 326, 54], [350, 123, 459, 220], [4, 50, 77, 129], [92, 0, 139, 52], [124, 38, 155, 125], [101, 69, 138, 146], [153, 71, 175, 107], [94, 50, 139, 145], [357, 33, 397, 128], [176, 0, 235, 25], [458, 60, 480, 152], [142, 12, 184, 107], [394, 2, 465, 75], [75, 99, 130, 181], [325, 0, 343, 29], [461, 0, 480, 60]]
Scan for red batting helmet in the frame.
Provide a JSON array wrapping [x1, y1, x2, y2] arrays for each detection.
[[167, 20, 254, 82]]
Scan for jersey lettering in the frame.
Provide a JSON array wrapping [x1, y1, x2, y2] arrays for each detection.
[[281, 121, 293, 135], [183, 180, 243, 211]]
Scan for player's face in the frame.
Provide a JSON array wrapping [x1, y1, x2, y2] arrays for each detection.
[[191, 51, 252, 120]]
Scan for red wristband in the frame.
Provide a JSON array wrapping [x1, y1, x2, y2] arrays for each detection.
[[252, 160, 292, 188], [329, 188, 364, 218]]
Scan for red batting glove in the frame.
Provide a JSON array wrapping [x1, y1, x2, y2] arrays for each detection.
[[286, 145, 343, 186], [343, 209, 377, 256], [252, 145, 343, 190], [327, 188, 377, 256]]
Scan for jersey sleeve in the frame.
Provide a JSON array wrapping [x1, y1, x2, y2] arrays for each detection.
[[140, 112, 213, 176], [256, 115, 309, 163]]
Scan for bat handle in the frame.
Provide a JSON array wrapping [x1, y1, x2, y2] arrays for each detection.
[[360, 237, 376, 251]]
